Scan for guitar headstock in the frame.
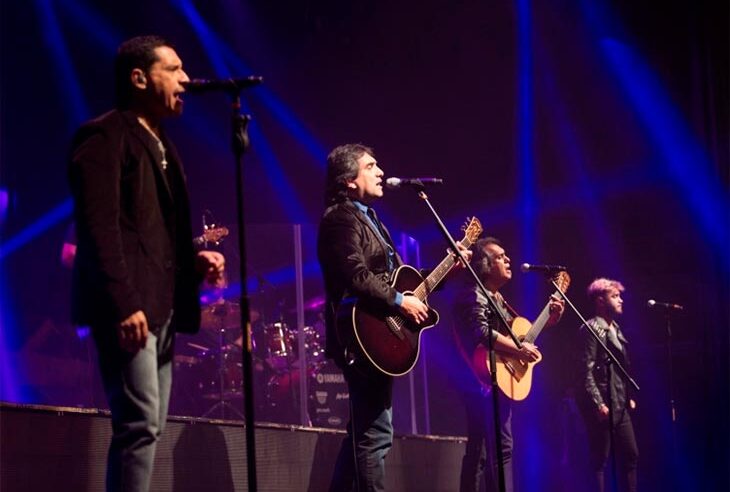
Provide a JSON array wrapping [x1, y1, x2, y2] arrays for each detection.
[[554, 271, 571, 293], [461, 217, 483, 247], [202, 225, 229, 245]]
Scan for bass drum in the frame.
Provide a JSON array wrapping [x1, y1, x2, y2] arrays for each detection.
[[196, 345, 244, 400], [262, 360, 350, 428], [170, 353, 204, 417], [264, 369, 301, 424], [308, 359, 349, 429]]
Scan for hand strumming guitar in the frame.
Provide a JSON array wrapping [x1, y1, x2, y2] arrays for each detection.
[[513, 341, 541, 363], [399, 295, 429, 324]]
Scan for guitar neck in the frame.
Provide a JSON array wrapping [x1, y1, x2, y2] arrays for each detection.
[[412, 239, 472, 301], [524, 288, 559, 344]]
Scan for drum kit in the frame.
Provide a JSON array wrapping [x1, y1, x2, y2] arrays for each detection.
[[173, 295, 327, 422]]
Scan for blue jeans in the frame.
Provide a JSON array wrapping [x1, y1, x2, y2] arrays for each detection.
[[329, 368, 393, 492], [95, 316, 174, 492], [460, 388, 514, 492]]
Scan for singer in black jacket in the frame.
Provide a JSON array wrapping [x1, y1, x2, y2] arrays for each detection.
[[68, 35, 224, 492], [317, 143, 434, 491], [577, 278, 639, 492]]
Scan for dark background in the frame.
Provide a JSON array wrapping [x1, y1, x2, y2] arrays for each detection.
[[1, 0, 728, 490]]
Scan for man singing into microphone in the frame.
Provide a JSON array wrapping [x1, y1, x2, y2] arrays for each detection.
[[318, 143, 469, 491], [577, 278, 638, 492], [68, 36, 224, 491], [452, 237, 564, 492]]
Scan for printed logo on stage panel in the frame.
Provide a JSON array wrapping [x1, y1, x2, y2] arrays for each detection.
[[316, 371, 345, 384]]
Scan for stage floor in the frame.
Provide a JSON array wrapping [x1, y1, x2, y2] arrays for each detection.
[[1, 402, 465, 491]]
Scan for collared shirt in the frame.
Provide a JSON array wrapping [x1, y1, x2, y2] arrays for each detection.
[[352, 200, 402, 306]]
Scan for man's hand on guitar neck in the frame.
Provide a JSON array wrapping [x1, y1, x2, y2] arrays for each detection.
[[546, 295, 565, 327], [399, 295, 429, 324], [449, 241, 473, 269]]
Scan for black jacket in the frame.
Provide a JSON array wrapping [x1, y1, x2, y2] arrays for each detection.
[[317, 199, 402, 367], [68, 110, 201, 337], [578, 316, 631, 417]]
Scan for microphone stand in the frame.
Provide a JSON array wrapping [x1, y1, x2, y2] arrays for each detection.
[[546, 275, 639, 492], [660, 308, 679, 477], [410, 185, 521, 492], [226, 88, 258, 491]]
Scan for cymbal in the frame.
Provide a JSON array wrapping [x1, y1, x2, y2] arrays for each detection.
[[288, 294, 325, 313], [200, 301, 241, 330]]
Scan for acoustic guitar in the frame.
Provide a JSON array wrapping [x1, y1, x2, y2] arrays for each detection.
[[472, 271, 570, 400], [338, 217, 483, 376]]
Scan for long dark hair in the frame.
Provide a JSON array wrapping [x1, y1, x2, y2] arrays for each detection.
[[324, 143, 374, 206]]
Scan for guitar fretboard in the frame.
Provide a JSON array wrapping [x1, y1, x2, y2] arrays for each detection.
[[525, 273, 570, 343], [413, 236, 475, 301]]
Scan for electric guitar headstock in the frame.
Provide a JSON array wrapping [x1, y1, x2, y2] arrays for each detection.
[[201, 224, 229, 246]]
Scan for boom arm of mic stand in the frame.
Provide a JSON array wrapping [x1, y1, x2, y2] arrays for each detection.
[[414, 189, 521, 348], [549, 278, 639, 392]]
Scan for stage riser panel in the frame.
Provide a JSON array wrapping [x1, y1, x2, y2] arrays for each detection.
[[1, 405, 464, 491]]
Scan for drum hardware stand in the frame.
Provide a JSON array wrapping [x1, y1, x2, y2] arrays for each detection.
[[202, 305, 244, 420]]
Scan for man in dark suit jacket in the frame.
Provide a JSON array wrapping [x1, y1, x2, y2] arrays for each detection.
[[578, 278, 639, 492], [318, 143, 460, 491], [68, 35, 224, 492]]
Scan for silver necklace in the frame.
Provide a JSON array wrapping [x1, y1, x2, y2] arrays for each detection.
[[138, 118, 168, 170]]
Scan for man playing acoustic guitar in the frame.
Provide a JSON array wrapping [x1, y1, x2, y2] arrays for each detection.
[[318, 143, 471, 491], [453, 237, 564, 492]]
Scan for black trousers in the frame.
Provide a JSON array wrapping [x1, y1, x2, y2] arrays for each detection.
[[583, 408, 639, 492], [460, 388, 514, 492]]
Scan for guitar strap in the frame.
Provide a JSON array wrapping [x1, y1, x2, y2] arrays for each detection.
[[491, 291, 519, 331]]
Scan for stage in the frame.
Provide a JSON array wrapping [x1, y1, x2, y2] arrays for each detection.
[[0, 402, 465, 491]]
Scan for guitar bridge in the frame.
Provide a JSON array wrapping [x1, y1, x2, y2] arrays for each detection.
[[386, 316, 406, 340], [503, 359, 525, 382]]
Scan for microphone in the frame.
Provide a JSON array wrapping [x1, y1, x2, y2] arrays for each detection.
[[385, 177, 444, 189], [520, 263, 568, 274], [183, 76, 263, 93], [647, 299, 684, 311]]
